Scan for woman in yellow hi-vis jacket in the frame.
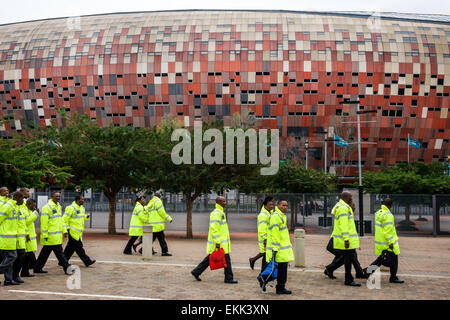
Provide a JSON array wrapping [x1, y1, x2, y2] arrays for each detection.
[[265, 200, 294, 294]]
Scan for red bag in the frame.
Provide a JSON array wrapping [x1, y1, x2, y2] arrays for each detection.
[[209, 248, 227, 270]]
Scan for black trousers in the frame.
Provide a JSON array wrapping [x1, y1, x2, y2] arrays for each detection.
[[12, 249, 26, 279], [261, 252, 268, 273], [153, 231, 168, 254], [326, 238, 364, 276], [22, 251, 36, 275], [34, 244, 69, 272], [0, 250, 17, 282], [276, 262, 288, 289], [340, 249, 358, 284], [64, 234, 93, 266], [191, 253, 234, 281], [123, 236, 139, 254], [369, 252, 399, 280]]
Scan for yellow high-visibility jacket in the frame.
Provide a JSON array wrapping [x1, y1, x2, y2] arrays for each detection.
[[128, 202, 149, 236], [266, 206, 294, 263], [331, 199, 359, 250], [64, 201, 89, 241], [0, 200, 19, 250], [24, 206, 38, 252], [206, 203, 230, 254], [40, 199, 66, 246], [145, 196, 172, 233], [374, 205, 400, 255], [257, 206, 272, 253]]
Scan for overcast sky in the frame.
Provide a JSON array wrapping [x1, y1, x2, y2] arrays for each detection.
[[1, 0, 449, 25]]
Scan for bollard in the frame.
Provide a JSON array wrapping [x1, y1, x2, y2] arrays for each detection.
[[294, 228, 305, 267], [142, 225, 153, 260]]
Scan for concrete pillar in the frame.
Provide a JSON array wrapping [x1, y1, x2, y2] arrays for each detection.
[[142, 225, 153, 260], [294, 229, 305, 267]]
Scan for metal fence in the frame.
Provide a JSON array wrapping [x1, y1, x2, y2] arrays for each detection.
[[30, 191, 449, 236]]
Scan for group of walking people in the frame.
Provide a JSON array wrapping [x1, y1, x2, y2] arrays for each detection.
[[0, 187, 95, 286]]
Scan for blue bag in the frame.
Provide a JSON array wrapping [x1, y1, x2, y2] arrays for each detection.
[[257, 254, 278, 292]]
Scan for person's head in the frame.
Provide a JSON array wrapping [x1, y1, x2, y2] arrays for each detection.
[[75, 195, 85, 206], [154, 191, 161, 198], [383, 198, 393, 209], [341, 191, 352, 205], [216, 196, 226, 208], [136, 195, 146, 205], [13, 191, 24, 205], [26, 198, 36, 211], [0, 187, 8, 197], [19, 187, 30, 198], [277, 200, 288, 213], [51, 191, 61, 203], [262, 196, 274, 211]]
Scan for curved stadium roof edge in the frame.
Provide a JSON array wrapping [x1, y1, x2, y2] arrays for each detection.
[[1, 9, 450, 27]]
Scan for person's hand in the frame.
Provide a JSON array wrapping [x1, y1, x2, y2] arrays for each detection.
[[44, 238, 48, 242], [26, 235, 30, 242], [216, 243, 220, 249], [86, 215, 90, 219], [35, 208, 40, 214], [170, 219, 172, 223], [345, 240, 349, 249], [64, 232, 68, 239], [389, 243, 394, 250]]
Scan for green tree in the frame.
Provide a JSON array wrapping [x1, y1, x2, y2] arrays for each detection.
[[41, 111, 159, 234], [363, 162, 450, 229], [153, 118, 263, 238]]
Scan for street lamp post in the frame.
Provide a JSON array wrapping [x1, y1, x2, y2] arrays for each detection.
[[305, 139, 309, 169], [339, 100, 377, 237]]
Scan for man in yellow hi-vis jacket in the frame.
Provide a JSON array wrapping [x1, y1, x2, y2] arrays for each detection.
[[63, 195, 96, 267], [264, 200, 294, 294], [328, 191, 362, 286], [34, 191, 72, 275], [191, 196, 238, 283], [146, 191, 173, 256], [364, 198, 404, 284], [123, 196, 148, 255]]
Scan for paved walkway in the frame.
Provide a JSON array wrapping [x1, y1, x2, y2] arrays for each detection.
[[1, 231, 449, 300]]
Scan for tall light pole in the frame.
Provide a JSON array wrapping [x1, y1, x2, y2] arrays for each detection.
[[339, 100, 377, 237], [305, 139, 309, 169]]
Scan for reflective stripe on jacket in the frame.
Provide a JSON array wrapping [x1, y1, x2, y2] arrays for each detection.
[[0, 200, 18, 250], [257, 206, 272, 253], [266, 207, 294, 263], [331, 199, 359, 250], [40, 199, 66, 246], [145, 196, 172, 233], [128, 202, 149, 236], [206, 204, 230, 254], [64, 201, 89, 241], [375, 205, 400, 255]]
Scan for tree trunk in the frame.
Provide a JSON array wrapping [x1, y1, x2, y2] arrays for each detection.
[[103, 190, 117, 234], [186, 196, 193, 239]]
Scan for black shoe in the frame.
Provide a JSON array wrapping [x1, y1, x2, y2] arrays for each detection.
[[324, 268, 336, 280], [33, 269, 48, 274], [390, 278, 404, 284], [257, 276, 266, 292], [123, 251, 132, 255], [20, 273, 35, 278], [224, 279, 238, 284], [249, 257, 255, 270], [4, 280, 21, 286], [345, 281, 361, 287], [356, 272, 369, 279], [138, 248, 142, 255], [161, 252, 172, 256], [191, 271, 201, 281], [85, 260, 96, 267], [276, 288, 292, 295], [13, 277, 24, 284], [64, 265, 74, 275]]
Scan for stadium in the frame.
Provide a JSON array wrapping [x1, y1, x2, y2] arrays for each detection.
[[0, 10, 449, 177]]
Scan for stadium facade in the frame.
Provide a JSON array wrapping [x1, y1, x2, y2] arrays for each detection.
[[0, 10, 449, 177]]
